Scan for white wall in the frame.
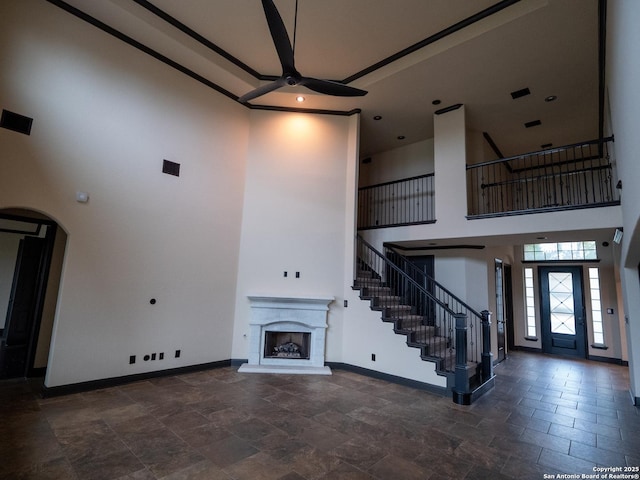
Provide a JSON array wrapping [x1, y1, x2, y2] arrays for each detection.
[[358, 138, 434, 187], [340, 292, 446, 388], [0, 0, 249, 387], [231, 110, 354, 362], [34, 225, 67, 368], [434, 106, 468, 231], [606, 0, 640, 400], [0, 234, 20, 329]]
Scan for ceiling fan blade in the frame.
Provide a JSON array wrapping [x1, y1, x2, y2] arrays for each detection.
[[300, 77, 368, 97], [238, 78, 287, 103], [262, 0, 295, 72]]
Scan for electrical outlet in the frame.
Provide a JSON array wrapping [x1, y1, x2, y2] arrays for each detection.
[[371, 354, 376, 361], [144, 354, 150, 361], [129, 355, 136, 364], [295, 271, 300, 278], [175, 349, 181, 358], [159, 352, 164, 360], [151, 353, 156, 360]]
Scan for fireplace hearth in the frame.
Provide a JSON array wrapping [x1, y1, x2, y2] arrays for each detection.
[[238, 295, 333, 375]]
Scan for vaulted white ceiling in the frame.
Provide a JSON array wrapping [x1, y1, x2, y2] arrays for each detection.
[[57, 0, 600, 158]]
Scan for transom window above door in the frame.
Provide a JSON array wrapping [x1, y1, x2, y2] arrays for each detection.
[[523, 241, 597, 261]]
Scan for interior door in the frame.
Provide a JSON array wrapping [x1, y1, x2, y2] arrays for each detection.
[[0, 236, 46, 377], [539, 266, 587, 358]]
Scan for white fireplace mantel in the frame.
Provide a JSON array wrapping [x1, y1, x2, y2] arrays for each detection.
[[238, 295, 334, 375]]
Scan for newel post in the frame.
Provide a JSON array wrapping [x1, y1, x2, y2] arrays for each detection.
[[481, 310, 494, 383], [454, 313, 470, 394]]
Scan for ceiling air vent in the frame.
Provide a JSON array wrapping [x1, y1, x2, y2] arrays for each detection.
[[434, 103, 463, 115], [524, 120, 542, 128], [162, 159, 181, 177], [1, 109, 33, 135], [510, 88, 531, 99]]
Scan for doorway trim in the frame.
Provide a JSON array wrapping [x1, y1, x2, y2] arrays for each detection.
[[0, 211, 59, 378], [538, 265, 588, 358]]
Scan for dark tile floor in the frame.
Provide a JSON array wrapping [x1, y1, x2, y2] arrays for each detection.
[[1, 352, 639, 480]]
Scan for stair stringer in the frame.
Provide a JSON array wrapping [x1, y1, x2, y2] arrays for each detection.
[[352, 284, 456, 386], [353, 279, 483, 392], [341, 286, 448, 390]]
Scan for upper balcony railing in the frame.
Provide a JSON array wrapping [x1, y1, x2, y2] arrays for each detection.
[[466, 138, 619, 218], [357, 173, 435, 230]]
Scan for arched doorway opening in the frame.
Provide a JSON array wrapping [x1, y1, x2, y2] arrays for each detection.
[[0, 208, 67, 379]]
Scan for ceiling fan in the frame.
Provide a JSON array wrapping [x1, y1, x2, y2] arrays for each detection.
[[238, 0, 368, 103]]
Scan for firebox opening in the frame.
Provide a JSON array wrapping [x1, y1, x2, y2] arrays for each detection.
[[264, 331, 311, 359]]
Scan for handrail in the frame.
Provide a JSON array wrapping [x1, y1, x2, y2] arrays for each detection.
[[357, 172, 435, 229], [359, 172, 434, 191], [466, 137, 618, 217], [356, 235, 486, 372], [481, 163, 613, 189], [385, 246, 483, 320], [467, 136, 614, 170], [358, 236, 454, 315]]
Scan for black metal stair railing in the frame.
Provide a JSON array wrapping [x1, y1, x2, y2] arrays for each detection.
[[384, 246, 484, 363], [356, 235, 480, 373], [467, 137, 619, 217], [358, 173, 435, 230]]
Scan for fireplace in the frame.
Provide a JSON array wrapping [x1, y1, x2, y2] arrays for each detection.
[[264, 332, 311, 359], [238, 295, 333, 375]]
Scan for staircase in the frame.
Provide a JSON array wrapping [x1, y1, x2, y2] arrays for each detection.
[[354, 235, 494, 403], [353, 266, 456, 376]]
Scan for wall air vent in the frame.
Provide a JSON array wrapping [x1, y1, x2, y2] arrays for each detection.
[[1, 109, 33, 135], [510, 88, 531, 99], [162, 159, 181, 177], [524, 120, 542, 128]]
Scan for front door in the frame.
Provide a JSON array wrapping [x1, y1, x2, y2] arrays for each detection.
[[539, 266, 587, 358]]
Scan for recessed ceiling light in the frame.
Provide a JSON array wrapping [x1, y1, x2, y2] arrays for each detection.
[[296, 95, 305, 102], [397, 135, 405, 140], [373, 115, 382, 120], [524, 120, 542, 128], [432, 99, 441, 105], [536, 236, 547, 240], [545, 95, 557, 102]]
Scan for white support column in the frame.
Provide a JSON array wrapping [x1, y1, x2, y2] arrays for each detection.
[[434, 105, 468, 230], [620, 266, 640, 403], [607, 0, 640, 404]]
